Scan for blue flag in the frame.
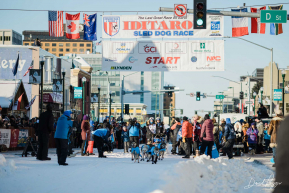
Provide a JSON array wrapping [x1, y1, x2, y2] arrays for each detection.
[[83, 13, 97, 41], [12, 53, 19, 76]]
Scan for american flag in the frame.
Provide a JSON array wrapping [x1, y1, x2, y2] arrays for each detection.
[[48, 11, 64, 37], [95, 40, 102, 45], [25, 96, 37, 110], [23, 60, 34, 77]]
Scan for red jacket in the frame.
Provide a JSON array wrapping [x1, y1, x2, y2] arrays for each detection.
[[81, 121, 91, 140], [200, 119, 214, 142], [193, 121, 202, 142], [182, 121, 193, 138]]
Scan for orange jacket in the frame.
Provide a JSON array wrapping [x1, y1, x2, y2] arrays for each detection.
[[171, 122, 181, 130], [182, 121, 193, 138]]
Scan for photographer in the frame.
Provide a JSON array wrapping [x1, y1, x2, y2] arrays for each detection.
[[128, 117, 140, 147]]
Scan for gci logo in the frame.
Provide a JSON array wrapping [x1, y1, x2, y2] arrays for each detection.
[[144, 44, 157, 53]]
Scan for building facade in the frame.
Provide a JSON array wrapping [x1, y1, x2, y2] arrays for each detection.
[[163, 85, 175, 117], [0, 29, 22, 45], [22, 30, 93, 57]]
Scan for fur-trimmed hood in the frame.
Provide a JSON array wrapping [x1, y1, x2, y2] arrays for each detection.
[[234, 122, 242, 133]]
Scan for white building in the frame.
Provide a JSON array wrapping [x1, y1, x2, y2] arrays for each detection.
[[0, 29, 22, 45]]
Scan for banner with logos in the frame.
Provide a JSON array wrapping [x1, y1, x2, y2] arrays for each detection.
[[17, 129, 28, 147], [102, 40, 224, 71], [10, 129, 19, 148], [29, 69, 41, 84], [0, 129, 11, 148], [102, 15, 224, 39]]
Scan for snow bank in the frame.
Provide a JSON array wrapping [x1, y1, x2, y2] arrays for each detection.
[[0, 154, 17, 176], [152, 155, 274, 193]]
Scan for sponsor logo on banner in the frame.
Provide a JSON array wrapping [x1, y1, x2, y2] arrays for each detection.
[[162, 66, 178, 70], [105, 57, 117, 62], [165, 42, 187, 54], [191, 56, 197, 62], [103, 16, 120, 37], [211, 21, 220, 30], [111, 66, 132, 70], [139, 42, 161, 54], [113, 42, 134, 54], [128, 56, 138, 63], [145, 57, 180, 64], [207, 56, 221, 62], [150, 66, 160, 69], [192, 42, 214, 53]]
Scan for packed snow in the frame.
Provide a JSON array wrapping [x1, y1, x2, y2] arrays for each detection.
[[0, 146, 275, 193]]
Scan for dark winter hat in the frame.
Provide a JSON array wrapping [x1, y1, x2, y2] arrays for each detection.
[[251, 122, 256, 126], [183, 116, 188, 121], [83, 115, 89, 120], [175, 118, 180, 122]]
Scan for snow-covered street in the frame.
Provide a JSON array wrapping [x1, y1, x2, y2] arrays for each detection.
[[0, 146, 276, 193]]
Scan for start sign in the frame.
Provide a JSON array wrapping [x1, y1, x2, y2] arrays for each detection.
[[174, 4, 187, 18]]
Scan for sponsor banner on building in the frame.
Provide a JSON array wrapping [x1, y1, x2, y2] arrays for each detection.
[[10, 129, 19, 148], [53, 79, 63, 92], [74, 87, 82, 99], [91, 93, 98, 103], [102, 15, 224, 38], [18, 129, 28, 147], [0, 129, 11, 148], [29, 69, 41, 84], [102, 40, 224, 71]]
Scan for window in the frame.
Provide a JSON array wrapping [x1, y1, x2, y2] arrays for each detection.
[[24, 43, 29, 46], [4, 36, 11, 41], [66, 48, 70, 52], [66, 43, 70, 47], [115, 91, 120, 96], [52, 53, 56, 56], [79, 49, 84, 53], [52, 43, 56, 47], [86, 43, 91, 47], [59, 48, 63, 52], [45, 43, 50, 46], [45, 48, 49, 51], [73, 43, 77, 47], [0, 36, 2, 41], [59, 54, 63, 57], [73, 48, 77, 52], [80, 43, 84, 47], [86, 49, 91, 53], [59, 43, 63, 47], [52, 48, 56, 52]]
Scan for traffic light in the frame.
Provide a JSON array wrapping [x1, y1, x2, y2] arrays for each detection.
[[194, 0, 207, 29], [239, 92, 244, 100], [180, 109, 183, 115], [195, 111, 198, 114], [244, 107, 247, 114], [196, 92, 201, 101], [125, 104, 129, 115], [168, 91, 173, 97], [208, 112, 211, 117]]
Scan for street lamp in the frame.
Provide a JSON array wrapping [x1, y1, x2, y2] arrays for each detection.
[[282, 70, 286, 115], [219, 91, 224, 113], [61, 68, 66, 113], [82, 77, 87, 117], [40, 56, 45, 114], [260, 87, 264, 103], [97, 85, 101, 123], [109, 90, 112, 119], [253, 92, 257, 117]]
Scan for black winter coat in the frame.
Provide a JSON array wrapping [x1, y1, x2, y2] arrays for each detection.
[[39, 110, 54, 134]]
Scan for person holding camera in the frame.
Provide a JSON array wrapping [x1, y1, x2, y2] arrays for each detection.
[[128, 117, 140, 147]]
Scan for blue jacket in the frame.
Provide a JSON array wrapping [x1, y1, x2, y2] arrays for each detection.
[[224, 118, 235, 140], [264, 130, 271, 140], [121, 130, 130, 142], [92, 128, 110, 141], [54, 114, 73, 139], [131, 147, 141, 156], [128, 124, 140, 137]]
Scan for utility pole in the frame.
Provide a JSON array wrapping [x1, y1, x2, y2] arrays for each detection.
[[248, 77, 251, 116], [109, 91, 112, 119], [40, 60, 44, 114], [121, 75, 124, 122]]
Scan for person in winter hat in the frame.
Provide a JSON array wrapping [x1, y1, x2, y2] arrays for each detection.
[[91, 123, 111, 158], [170, 118, 181, 154], [255, 118, 264, 154], [234, 121, 243, 143], [81, 115, 90, 156], [146, 117, 156, 143], [200, 114, 214, 158], [54, 110, 73, 166], [268, 110, 283, 167], [192, 115, 202, 155], [122, 124, 130, 153], [182, 116, 193, 159], [128, 117, 140, 147], [222, 118, 235, 159], [156, 117, 164, 135], [246, 122, 259, 155], [263, 123, 271, 153]]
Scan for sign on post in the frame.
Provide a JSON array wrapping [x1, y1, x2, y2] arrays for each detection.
[[53, 79, 63, 92], [74, 87, 82, 99], [190, 93, 195, 97], [28, 69, 41, 84], [174, 4, 187, 18], [260, 10, 287, 23], [274, 89, 282, 101], [216, 95, 224, 99], [91, 93, 98, 103]]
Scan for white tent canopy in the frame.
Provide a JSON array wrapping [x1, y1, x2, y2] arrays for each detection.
[[0, 79, 21, 108]]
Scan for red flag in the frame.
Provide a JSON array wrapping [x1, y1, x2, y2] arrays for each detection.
[[66, 13, 80, 39], [17, 93, 24, 110], [251, 7, 266, 34]]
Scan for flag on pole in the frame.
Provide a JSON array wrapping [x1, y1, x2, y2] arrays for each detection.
[[48, 11, 64, 37], [251, 6, 266, 34], [83, 13, 97, 41], [95, 40, 102, 45], [12, 53, 19, 76], [231, 8, 249, 37], [23, 60, 34, 77], [25, 96, 36, 110], [269, 5, 283, 35], [12, 93, 24, 111], [66, 13, 80, 39]]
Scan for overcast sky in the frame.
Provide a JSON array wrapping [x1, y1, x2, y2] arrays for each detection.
[[1, 0, 289, 117]]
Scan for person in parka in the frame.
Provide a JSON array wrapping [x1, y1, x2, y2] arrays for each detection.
[[192, 115, 202, 155], [222, 118, 235, 159], [234, 121, 243, 143], [146, 117, 156, 143], [242, 122, 249, 153], [121, 125, 130, 153], [170, 118, 181, 154], [91, 123, 111, 158], [182, 116, 193, 159], [156, 117, 165, 135], [200, 115, 214, 158], [54, 110, 73, 166], [128, 117, 140, 147], [212, 118, 220, 152], [255, 118, 264, 154], [246, 122, 259, 154], [81, 115, 90, 156], [268, 110, 283, 167]]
